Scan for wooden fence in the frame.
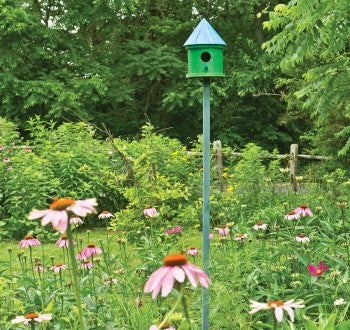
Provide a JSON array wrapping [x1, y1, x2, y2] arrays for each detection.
[[212, 140, 331, 193]]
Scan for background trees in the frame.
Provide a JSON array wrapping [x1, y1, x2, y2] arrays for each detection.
[[0, 0, 349, 159], [262, 0, 350, 158]]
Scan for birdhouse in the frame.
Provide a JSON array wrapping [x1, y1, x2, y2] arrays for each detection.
[[184, 18, 226, 78]]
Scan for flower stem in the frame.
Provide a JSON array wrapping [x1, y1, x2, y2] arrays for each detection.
[[340, 207, 349, 263], [272, 311, 278, 330], [181, 293, 191, 327], [157, 289, 185, 330], [29, 246, 36, 281], [66, 225, 85, 329]]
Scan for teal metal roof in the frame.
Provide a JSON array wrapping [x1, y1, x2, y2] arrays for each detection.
[[184, 18, 226, 46]]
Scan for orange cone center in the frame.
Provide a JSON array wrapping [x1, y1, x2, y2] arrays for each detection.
[[50, 198, 75, 210], [267, 301, 284, 308], [24, 312, 39, 319], [163, 253, 187, 266]]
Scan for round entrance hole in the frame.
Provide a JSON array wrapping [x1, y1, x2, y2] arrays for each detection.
[[201, 52, 211, 62]]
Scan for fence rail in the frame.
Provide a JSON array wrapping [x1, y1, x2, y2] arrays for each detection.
[[210, 141, 330, 192]]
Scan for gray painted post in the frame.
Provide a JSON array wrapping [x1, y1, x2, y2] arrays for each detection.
[[290, 144, 298, 192], [213, 140, 224, 192]]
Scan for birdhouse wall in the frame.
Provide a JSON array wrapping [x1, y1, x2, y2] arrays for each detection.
[[186, 46, 225, 78]]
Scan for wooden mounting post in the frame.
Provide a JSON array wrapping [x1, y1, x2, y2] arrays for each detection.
[[289, 144, 298, 192], [213, 140, 224, 192]]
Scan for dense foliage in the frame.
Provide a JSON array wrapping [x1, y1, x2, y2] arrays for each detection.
[[4, 0, 347, 156], [1, 117, 349, 239], [262, 0, 350, 157], [0, 118, 349, 329]]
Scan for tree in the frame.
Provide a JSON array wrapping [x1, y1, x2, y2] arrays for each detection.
[[262, 0, 350, 157], [0, 0, 295, 152]]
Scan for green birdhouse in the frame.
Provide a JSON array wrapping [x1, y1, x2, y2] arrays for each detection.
[[184, 18, 226, 78]]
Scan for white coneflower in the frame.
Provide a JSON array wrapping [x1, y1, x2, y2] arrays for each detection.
[[253, 222, 268, 231], [249, 299, 305, 323], [234, 233, 248, 241], [330, 270, 342, 278], [334, 298, 346, 306], [295, 233, 310, 243], [12, 312, 52, 325], [98, 210, 114, 219]]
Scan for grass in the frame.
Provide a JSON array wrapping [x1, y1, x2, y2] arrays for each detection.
[[1, 207, 349, 329]]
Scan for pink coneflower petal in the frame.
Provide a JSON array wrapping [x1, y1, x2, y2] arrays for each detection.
[[146, 267, 169, 293], [182, 264, 199, 288], [68, 198, 97, 217], [161, 269, 175, 297], [173, 266, 185, 283], [186, 264, 211, 288], [28, 209, 49, 221]]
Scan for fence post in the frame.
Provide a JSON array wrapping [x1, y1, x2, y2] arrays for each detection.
[[289, 144, 298, 192], [213, 140, 224, 192]]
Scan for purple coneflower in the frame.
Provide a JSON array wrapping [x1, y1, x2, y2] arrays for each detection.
[[187, 247, 199, 256], [28, 197, 97, 233], [165, 225, 183, 235], [294, 204, 313, 217], [81, 260, 93, 269], [218, 225, 230, 237], [12, 312, 52, 325], [50, 263, 66, 273], [34, 263, 44, 272], [149, 322, 175, 330], [249, 299, 305, 323], [19, 234, 41, 248], [144, 252, 211, 299], [285, 211, 300, 220], [142, 205, 159, 218], [81, 243, 102, 259], [3, 157, 10, 163], [56, 234, 76, 248], [76, 250, 85, 260]]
